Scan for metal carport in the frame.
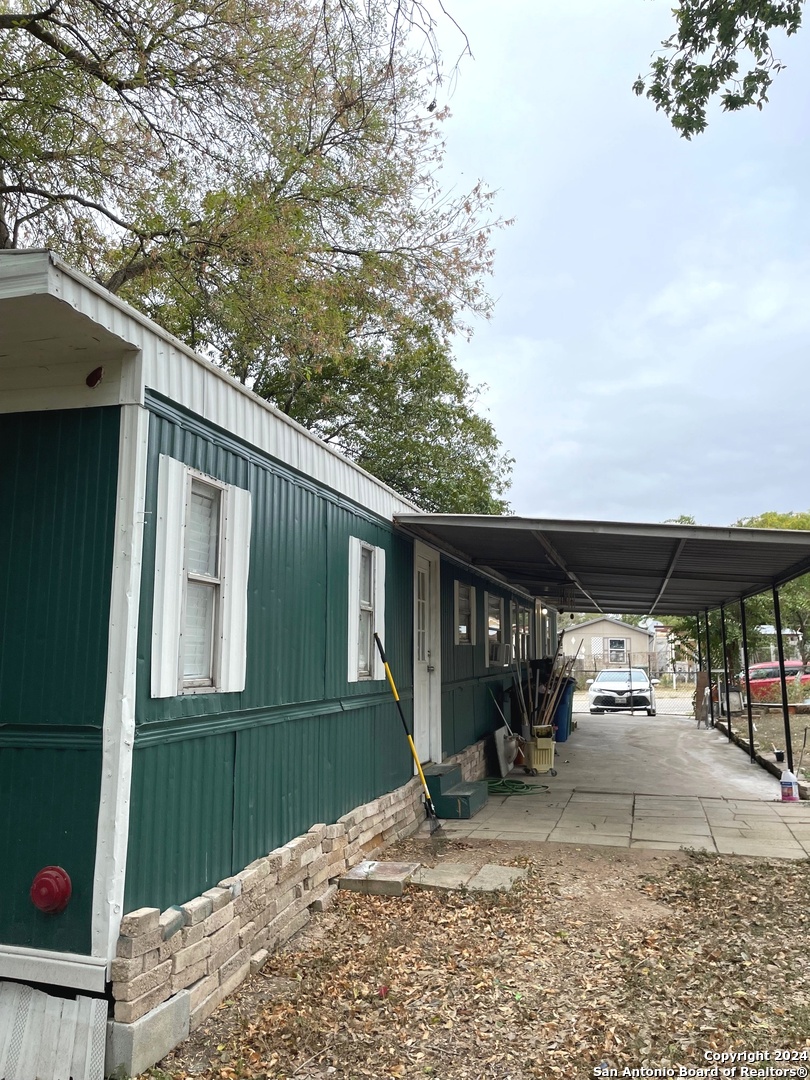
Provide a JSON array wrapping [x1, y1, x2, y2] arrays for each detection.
[[393, 516, 810, 616], [394, 515, 810, 773]]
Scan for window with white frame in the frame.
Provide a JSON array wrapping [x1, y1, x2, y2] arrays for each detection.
[[606, 636, 627, 664], [348, 537, 386, 681], [151, 456, 252, 697], [485, 591, 507, 666], [454, 581, 476, 645]]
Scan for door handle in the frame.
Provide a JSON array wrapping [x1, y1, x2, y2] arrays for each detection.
[[427, 665, 435, 673]]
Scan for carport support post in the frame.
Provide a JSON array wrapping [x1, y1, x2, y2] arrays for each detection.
[[720, 605, 732, 741], [696, 615, 703, 670], [705, 609, 716, 728], [772, 584, 794, 772], [739, 598, 755, 763]]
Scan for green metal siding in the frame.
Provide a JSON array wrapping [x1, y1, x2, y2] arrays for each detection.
[[0, 407, 119, 953], [0, 741, 101, 951], [125, 400, 414, 912], [0, 407, 120, 725]]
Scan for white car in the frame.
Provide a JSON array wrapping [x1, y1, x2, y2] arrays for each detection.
[[587, 669, 658, 716]]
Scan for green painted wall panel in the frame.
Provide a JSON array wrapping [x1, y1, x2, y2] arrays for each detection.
[[126, 400, 416, 910], [0, 407, 120, 725], [124, 733, 235, 912], [0, 742, 101, 952]]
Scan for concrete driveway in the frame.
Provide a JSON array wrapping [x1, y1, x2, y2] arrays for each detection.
[[442, 710, 810, 859]]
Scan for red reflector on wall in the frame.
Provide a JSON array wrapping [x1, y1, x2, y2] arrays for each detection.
[[30, 866, 72, 913]]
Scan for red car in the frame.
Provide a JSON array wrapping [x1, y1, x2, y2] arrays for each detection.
[[743, 660, 810, 701]]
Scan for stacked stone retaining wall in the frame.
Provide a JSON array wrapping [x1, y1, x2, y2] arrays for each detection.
[[109, 736, 489, 1062]]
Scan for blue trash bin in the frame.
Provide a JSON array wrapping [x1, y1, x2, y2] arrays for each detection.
[[552, 677, 577, 743]]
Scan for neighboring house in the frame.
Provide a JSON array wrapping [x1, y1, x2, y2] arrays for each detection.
[[562, 617, 654, 671], [0, 251, 556, 1077]]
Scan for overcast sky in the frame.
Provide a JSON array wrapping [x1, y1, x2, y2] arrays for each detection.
[[439, 0, 810, 526]]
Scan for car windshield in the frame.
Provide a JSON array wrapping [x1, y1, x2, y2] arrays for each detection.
[[595, 670, 648, 683]]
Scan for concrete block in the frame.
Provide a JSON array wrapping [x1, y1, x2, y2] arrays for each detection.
[[305, 852, 329, 880], [188, 973, 219, 1013], [119, 908, 160, 937], [116, 929, 162, 959], [266, 846, 291, 873], [307, 823, 327, 841], [208, 934, 240, 975], [159, 906, 186, 941], [106, 990, 190, 1078], [217, 875, 243, 899], [238, 860, 270, 891], [179, 921, 205, 948], [275, 909, 309, 948], [277, 859, 309, 887], [339, 860, 419, 897], [309, 884, 338, 912], [113, 980, 173, 1024], [172, 937, 211, 974], [239, 920, 257, 948], [202, 901, 236, 937], [172, 956, 209, 993], [235, 886, 268, 921], [203, 887, 232, 912], [324, 824, 345, 840], [181, 895, 213, 926], [112, 959, 172, 1002], [208, 918, 240, 954], [286, 834, 320, 856], [250, 949, 269, 974], [219, 946, 250, 984], [110, 955, 144, 983]]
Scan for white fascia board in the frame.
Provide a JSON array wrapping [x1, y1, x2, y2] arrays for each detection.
[[91, 403, 149, 966], [0, 947, 107, 994]]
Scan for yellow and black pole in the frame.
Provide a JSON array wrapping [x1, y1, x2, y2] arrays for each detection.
[[374, 633, 441, 832]]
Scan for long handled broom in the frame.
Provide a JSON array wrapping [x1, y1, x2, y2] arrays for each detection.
[[374, 633, 442, 834]]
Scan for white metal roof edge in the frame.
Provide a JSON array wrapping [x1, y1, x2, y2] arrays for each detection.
[[393, 514, 810, 546], [0, 249, 422, 519]]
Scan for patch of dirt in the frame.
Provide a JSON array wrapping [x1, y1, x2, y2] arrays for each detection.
[[143, 835, 810, 1080]]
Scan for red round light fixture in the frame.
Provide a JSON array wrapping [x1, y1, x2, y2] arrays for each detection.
[[30, 866, 72, 913]]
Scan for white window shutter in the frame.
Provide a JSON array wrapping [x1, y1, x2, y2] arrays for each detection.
[[373, 547, 386, 680], [347, 537, 361, 683], [151, 455, 188, 698], [220, 484, 252, 693]]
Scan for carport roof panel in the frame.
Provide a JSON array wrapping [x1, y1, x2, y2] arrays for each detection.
[[393, 515, 810, 615]]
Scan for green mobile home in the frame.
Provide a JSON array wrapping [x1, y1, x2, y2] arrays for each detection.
[[0, 250, 554, 1077]]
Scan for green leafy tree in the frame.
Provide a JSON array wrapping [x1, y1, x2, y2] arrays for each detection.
[[634, 0, 805, 137], [0, 0, 509, 511], [736, 511, 810, 663]]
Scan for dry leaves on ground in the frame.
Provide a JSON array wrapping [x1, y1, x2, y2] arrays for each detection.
[[146, 837, 810, 1080]]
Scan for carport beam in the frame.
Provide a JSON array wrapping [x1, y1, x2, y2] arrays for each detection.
[[772, 585, 794, 772], [720, 605, 732, 741], [739, 598, 755, 763]]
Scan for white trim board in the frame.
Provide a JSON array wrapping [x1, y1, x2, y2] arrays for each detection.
[[0, 948, 107, 994], [91, 403, 149, 969]]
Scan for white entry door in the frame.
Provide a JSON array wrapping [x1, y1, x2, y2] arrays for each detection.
[[413, 545, 441, 763]]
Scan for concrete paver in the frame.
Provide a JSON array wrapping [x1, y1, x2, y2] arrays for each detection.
[[435, 711, 808, 859]]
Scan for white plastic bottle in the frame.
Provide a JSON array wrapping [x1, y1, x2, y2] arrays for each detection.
[[780, 769, 800, 802]]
